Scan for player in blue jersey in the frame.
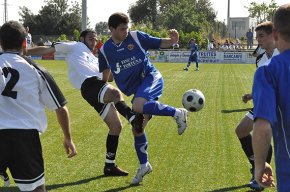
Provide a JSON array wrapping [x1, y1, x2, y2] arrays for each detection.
[[99, 12, 188, 184], [183, 38, 199, 71], [252, 4, 290, 191], [235, 21, 279, 191]]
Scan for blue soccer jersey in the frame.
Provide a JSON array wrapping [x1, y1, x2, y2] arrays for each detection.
[[252, 49, 290, 191], [99, 31, 161, 96]]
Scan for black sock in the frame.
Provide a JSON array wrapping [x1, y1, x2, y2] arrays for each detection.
[[105, 134, 119, 167], [115, 101, 135, 122], [266, 144, 273, 164], [239, 134, 255, 167]]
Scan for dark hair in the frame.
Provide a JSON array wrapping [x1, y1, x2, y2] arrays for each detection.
[[79, 29, 96, 41], [0, 20, 26, 51], [255, 21, 273, 35], [274, 3, 290, 42], [108, 12, 129, 29]]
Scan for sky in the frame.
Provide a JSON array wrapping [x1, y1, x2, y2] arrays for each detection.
[[0, 0, 287, 27]]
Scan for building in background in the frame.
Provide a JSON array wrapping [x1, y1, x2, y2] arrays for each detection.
[[228, 17, 257, 40]]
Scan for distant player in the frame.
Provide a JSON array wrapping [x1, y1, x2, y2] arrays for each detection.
[[183, 38, 199, 71], [99, 12, 188, 184], [235, 21, 279, 191]]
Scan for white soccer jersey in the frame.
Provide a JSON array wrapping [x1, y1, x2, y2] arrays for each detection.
[[257, 48, 279, 67], [55, 42, 103, 89], [0, 53, 59, 132]]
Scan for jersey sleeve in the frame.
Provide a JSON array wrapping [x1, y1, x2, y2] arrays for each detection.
[[252, 66, 276, 125], [54, 42, 77, 54], [21, 56, 67, 110], [136, 31, 161, 50]]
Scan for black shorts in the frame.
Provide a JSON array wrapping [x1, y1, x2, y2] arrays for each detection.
[[0, 129, 45, 191], [81, 77, 111, 119]]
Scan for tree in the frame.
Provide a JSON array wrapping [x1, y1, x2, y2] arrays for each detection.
[[247, 0, 278, 23], [19, 0, 82, 36], [128, 0, 158, 29], [95, 22, 109, 36]]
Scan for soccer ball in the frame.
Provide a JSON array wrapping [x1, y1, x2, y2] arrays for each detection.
[[182, 89, 205, 112]]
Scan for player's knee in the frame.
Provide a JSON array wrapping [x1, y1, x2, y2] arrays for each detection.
[[112, 89, 122, 102]]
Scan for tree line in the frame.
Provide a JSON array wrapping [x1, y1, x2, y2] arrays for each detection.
[[18, 0, 278, 49]]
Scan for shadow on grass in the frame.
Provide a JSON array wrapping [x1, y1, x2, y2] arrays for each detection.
[[0, 186, 18, 192], [102, 183, 142, 192], [46, 175, 106, 190], [207, 184, 249, 191], [221, 108, 252, 114]]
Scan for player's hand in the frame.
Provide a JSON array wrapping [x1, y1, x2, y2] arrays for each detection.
[[255, 163, 275, 188], [63, 137, 77, 158], [169, 29, 179, 44], [242, 94, 252, 103]]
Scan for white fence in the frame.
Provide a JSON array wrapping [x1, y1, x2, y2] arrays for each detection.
[[148, 50, 256, 64], [32, 50, 256, 64]]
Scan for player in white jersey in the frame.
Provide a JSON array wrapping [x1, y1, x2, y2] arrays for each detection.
[[0, 20, 77, 192], [27, 29, 143, 176], [234, 21, 279, 191]]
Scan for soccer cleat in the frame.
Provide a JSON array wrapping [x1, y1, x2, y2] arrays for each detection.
[[174, 108, 188, 135], [103, 165, 129, 176], [183, 68, 188, 71], [132, 162, 152, 184], [0, 173, 10, 187], [131, 113, 144, 133], [248, 167, 264, 191], [195, 68, 199, 71]]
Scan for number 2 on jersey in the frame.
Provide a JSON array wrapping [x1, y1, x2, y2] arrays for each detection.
[[1, 67, 19, 99]]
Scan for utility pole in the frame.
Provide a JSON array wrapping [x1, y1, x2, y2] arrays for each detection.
[[81, 0, 87, 31], [4, 0, 8, 23]]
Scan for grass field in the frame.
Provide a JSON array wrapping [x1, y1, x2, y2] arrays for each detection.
[[1, 61, 276, 192]]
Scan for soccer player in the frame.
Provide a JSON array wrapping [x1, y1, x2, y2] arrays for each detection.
[[252, 4, 290, 191], [183, 38, 199, 71], [99, 12, 188, 184], [27, 29, 142, 176], [235, 21, 279, 191], [0, 20, 77, 192]]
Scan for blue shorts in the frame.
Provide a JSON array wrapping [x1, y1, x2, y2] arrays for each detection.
[[189, 54, 198, 62], [133, 70, 164, 102], [275, 156, 290, 191]]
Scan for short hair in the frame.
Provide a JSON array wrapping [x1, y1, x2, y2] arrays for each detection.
[[79, 29, 96, 40], [0, 20, 26, 51], [108, 12, 129, 29], [273, 3, 290, 42], [255, 21, 273, 35]]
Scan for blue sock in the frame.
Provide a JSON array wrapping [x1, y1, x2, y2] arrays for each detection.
[[143, 100, 176, 116], [134, 133, 148, 165]]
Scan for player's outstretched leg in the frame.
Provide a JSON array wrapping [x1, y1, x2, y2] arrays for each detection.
[[142, 101, 188, 135]]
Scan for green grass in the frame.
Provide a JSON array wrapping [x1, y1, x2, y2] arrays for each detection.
[[1, 61, 276, 192]]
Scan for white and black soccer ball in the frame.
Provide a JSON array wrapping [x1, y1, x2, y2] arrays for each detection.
[[182, 89, 205, 112]]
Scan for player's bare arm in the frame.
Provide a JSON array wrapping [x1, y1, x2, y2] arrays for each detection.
[[253, 119, 274, 188], [102, 68, 114, 82], [55, 106, 77, 158], [27, 46, 56, 55], [160, 29, 179, 48]]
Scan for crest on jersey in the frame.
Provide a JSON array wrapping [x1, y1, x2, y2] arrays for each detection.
[[127, 44, 134, 50]]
